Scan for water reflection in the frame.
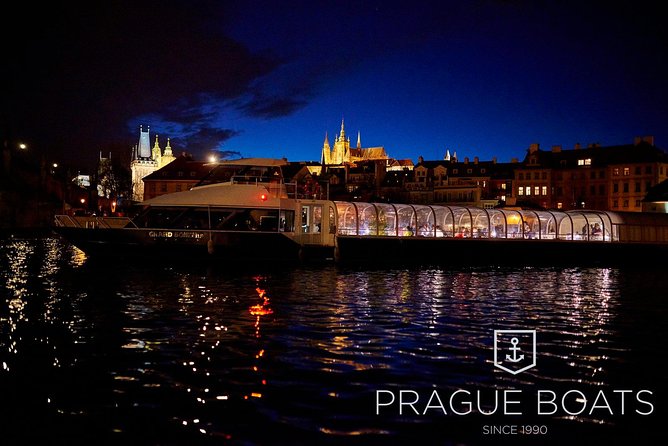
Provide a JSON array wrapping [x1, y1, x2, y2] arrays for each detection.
[[0, 237, 665, 445]]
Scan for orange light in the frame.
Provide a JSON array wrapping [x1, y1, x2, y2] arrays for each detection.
[[249, 305, 273, 316], [260, 193, 267, 201]]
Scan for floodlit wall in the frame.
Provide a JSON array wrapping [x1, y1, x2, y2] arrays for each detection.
[[333, 202, 647, 242]]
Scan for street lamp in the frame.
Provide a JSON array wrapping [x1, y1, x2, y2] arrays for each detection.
[[18, 143, 27, 150]]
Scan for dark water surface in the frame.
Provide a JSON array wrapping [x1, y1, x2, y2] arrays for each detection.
[[1, 236, 665, 445]]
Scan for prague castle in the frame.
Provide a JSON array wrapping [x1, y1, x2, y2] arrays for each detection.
[[130, 125, 176, 201], [321, 120, 388, 165]]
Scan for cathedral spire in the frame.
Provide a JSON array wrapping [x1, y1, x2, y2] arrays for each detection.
[[152, 134, 161, 155], [164, 138, 173, 156], [321, 131, 331, 165], [340, 118, 345, 140], [357, 131, 361, 149], [445, 149, 451, 161]]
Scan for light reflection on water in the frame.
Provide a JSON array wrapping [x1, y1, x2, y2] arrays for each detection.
[[0, 236, 666, 445]]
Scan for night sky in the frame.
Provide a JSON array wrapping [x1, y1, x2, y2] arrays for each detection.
[[3, 0, 667, 171]]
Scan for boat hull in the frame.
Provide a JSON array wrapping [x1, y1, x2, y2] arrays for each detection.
[[335, 235, 668, 267], [52, 226, 315, 262]]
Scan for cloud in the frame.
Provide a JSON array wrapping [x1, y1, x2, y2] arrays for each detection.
[[240, 96, 309, 119], [173, 127, 241, 155], [213, 150, 243, 160], [3, 1, 282, 166]]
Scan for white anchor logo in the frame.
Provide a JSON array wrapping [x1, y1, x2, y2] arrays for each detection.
[[505, 337, 524, 363], [493, 330, 537, 375]]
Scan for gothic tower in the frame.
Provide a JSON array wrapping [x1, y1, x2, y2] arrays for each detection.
[[130, 125, 175, 201], [332, 119, 350, 164]]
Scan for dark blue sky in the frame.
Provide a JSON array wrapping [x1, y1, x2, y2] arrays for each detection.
[[4, 0, 667, 169]]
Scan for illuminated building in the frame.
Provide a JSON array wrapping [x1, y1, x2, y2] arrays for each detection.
[[320, 119, 388, 165], [130, 125, 176, 201], [515, 136, 668, 211]]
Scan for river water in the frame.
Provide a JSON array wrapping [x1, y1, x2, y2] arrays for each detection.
[[0, 235, 665, 445]]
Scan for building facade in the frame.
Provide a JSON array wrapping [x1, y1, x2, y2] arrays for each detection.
[[515, 137, 668, 211]]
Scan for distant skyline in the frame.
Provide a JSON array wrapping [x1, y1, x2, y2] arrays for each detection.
[[4, 1, 667, 171]]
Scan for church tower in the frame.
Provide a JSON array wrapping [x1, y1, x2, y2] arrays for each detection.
[[130, 125, 176, 202], [161, 138, 175, 167], [332, 119, 350, 164], [321, 132, 331, 165]]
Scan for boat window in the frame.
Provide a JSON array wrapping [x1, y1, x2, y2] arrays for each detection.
[[415, 205, 435, 237], [375, 203, 397, 236], [357, 203, 377, 235], [335, 202, 358, 235], [210, 209, 234, 229], [132, 208, 184, 229], [301, 206, 310, 233], [329, 206, 336, 234], [470, 208, 489, 238], [211, 208, 279, 231], [396, 205, 415, 236], [280, 210, 295, 232], [312, 205, 322, 233]]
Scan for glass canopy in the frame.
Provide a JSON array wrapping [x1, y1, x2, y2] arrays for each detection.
[[334, 202, 621, 242]]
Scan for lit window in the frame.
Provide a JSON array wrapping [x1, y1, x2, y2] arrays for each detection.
[[534, 186, 540, 195], [541, 186, 547, 195], [518, 187, 524, 196], [557, 202, 563, 209], [623, 167, 630, 176], [525, 187, 531, 196], [613, 168, 620, 176], [501, 183, 506, 190]]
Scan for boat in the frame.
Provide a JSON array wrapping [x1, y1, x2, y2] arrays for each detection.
[[53, 159, 668, 265], [53, 159, 338, 262]]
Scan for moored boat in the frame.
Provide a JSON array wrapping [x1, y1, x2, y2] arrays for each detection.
[[54, 160, 338, 262]]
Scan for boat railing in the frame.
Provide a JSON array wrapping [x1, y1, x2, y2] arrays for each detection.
[[54, 214, 82, 228], [228, 176, 328, 200], [54, 215, 133, 229]]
